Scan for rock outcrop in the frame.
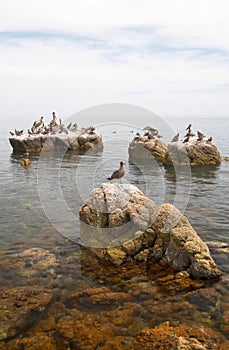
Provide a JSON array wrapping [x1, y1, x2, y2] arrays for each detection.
[[9, 129, 103, 153], [164, 140, 221, 166], [79, 183, 222, 279], [128, 136, 167, 163]]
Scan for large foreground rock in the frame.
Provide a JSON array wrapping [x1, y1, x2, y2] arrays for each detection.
[[128, 136, 167, 163], [164, 140, 221, 166], [79, 183, 222, 279], [9, 130, 103, 153]]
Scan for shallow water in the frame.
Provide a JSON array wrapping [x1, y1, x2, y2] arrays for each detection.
[[0, 113, 228, 346]]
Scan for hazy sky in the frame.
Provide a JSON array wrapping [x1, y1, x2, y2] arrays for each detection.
[[1, 0, 229, 120]]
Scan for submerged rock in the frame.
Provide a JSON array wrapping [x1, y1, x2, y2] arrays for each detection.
[[9, 129, 103, 153], [0, 286, 53, 340], [128, 136, 167, 163], [79, 183, 222, 279], [164, 140, 221, 166]]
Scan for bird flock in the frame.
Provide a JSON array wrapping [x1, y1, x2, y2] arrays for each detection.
[[171, 124, 213, 144], [10, 112, 79, 137]]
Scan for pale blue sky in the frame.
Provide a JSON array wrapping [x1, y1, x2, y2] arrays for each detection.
[[0, 0, 229, 120]]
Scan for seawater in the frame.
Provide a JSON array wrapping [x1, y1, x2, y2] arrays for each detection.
[[0, 114, 228, 344]]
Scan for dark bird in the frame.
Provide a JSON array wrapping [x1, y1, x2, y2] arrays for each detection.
[[107, 161, 125, 183], [186, 124, 192, 133], [134, 132, 141, 141], [183, 135, 190, 143], [9, 131, 14, 136], [206, 136, 213, 143], [171, 133, 179, 142], [15, 129, 23, 136], [66, 122, 72, 130], [197, 131, 204, 141], [72, 122, 78, 129]]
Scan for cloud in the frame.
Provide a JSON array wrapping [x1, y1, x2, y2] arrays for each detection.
[[0, 0, 229, 118]]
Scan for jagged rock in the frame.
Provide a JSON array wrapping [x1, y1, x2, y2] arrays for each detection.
[[79, 183, 222, 279], [164, 140, 221, 166], [0, 286, 53, 340], [9, 129, 103, 153], [128, 137, 167, 163]]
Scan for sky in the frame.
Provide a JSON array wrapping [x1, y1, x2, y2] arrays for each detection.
[[0, 0, 229, 121]]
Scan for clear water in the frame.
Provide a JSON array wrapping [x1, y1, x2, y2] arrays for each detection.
[[0, 114, 228, 344]]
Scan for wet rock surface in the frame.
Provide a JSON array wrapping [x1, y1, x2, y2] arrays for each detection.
[[0, 286, 53, 340], [0, 242, 228, 349], [80, 183, 222, 279]]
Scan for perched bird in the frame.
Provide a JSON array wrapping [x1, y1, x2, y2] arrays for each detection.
[[15, 129, 23, 136], [197, 131, 204, 141], [107, 161, 125, 183], [33, 116, 44, 129], [50, 112, 57, 127], [186, 124, 192, 133], [147, 131, 155, 140], [143, 126, 158, 136], [66, 122, 72, 130], [183, 135, 190, 143], [72, 122, 78, 129], [27, 129, 33, 136], [9, 131, 14, 136], [206, 136, 213, 143], [171, 133, 179, 142], [134, 132, 141, 141]]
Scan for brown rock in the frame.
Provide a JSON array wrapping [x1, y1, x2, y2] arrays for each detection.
[[136, 322, 224, 349], [0, 286, 53, 340], [129, 137, 167, 163], [164, 140, 221, 166]]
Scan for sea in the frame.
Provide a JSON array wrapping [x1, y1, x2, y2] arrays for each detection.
[[0, 106, 228, 345]]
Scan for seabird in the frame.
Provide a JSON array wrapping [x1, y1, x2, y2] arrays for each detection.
[[33, 116, 44, 129], [107, 161, 125, 183], [28, 129, 33, 136], [66, 122, 72, 130], [183, 135, 190, 143], [186, 124, 192, 133], [9, 131, 14, 136], [143, 126, 158, 136], [171, 133, 179, 142], [72, 122, 77, 128], [50, 113, 57, 127], [206, 136, 213, 143], [197, 131, 204, 141]]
